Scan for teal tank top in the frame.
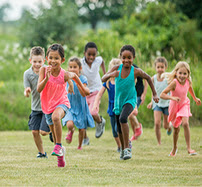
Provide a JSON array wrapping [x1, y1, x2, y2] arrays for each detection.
[[113, 64, 137, 115]]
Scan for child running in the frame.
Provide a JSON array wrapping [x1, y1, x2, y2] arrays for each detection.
[[93, 58, 121, 152], [62, 57, 95, 150], [23, 46, 52, 158], [147, 57, 172, 145], [102, 45, 159, 160], [160, 61, 201, 156], [81, 42, 106, 144], [37, 44, 86, 167]]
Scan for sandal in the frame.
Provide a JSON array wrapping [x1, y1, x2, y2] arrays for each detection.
[[169, 149, 178, 157], [188, 150, 197, 156]]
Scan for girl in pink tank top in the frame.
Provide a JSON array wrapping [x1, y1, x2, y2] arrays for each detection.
[[37, 44, 86, 167], [160, 61, 201, 157]]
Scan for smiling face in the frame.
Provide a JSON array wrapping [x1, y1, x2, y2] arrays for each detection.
[[46, 51, 64, 70], [155, 62, 166, 75], [84, 48, 97, 65], [29, 55, 45, 74], [68, 60, 81, 76], [176, 66, 189, 84], [120, 50, 134, 68]]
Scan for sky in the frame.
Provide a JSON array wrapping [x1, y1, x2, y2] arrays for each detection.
[[0, 0, 48, 21]]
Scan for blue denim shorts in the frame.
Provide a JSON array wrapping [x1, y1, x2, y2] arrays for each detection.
[[153, 105, 169, 115], [45, 104, 69, 125]]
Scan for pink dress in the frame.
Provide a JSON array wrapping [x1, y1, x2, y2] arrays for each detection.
[[41, 68, 70, 114], [168, 79, 192, 127]]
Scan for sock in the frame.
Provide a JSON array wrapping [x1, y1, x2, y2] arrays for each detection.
[[56, 143, 62, 147]]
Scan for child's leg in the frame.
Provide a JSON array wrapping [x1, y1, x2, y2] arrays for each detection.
[[129, 107, 140, 133], [172, 126, 180, 154], [66, 120, 74, 132], [116, 115, 124, 149], [119, 104, 133, 148], [181, 117, 193, 152], [65, 120, 74, 144], [154, 111, 162, 145], [51, 107, 65, 144], [49, 125, 56, 144], [78, 129, 85, 148], [110, 115, 121, 148], [32, 130, 45, 154]]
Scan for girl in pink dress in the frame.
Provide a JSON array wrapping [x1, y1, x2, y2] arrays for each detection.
[[37, 44, 86, 167], [160, 61, 201, 156]]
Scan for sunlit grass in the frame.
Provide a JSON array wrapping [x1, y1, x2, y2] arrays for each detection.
[[0, 128, 201, 186]]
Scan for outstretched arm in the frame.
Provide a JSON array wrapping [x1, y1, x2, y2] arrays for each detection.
[[37, 66, 50, 93], [147, 76, 154, 109], [160, 80, 181, 102], [101, 60, 106, 75], [141, 79, 148, 105], [135, 68, 159, 103], [102, 65, 119, 82], [92, 86, 106, 112], [189, 85, 201, 105]]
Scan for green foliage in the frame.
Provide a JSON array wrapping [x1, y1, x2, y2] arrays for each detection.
[[18, 0, 78, 49]]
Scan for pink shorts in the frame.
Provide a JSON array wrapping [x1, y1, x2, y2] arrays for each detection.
[[86, 91, 100, 116]]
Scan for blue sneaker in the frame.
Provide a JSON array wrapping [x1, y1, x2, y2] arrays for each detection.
[[37, 152, 47, 158]]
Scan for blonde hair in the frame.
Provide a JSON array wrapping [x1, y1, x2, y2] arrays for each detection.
[[164, 61, 192, 84], [106, 58, 121, 89], [154, 56, 168, 68]]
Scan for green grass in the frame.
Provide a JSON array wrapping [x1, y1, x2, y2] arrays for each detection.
[[0, 127, 201, 186]]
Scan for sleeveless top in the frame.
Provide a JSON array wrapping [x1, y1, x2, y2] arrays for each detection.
[[114, 64, 137, 115], [168, 79, 192, 127], [152, 74, 170, 109], [40, 67, 70, 114]]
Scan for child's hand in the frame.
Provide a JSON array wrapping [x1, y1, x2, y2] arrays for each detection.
[[67, 80, 74, 94], [46, 66, 51, 79], [24, 87, 31, 97], [147, 102, 152, 109], [195, 98, 201, 105], [172, 96, 181, 102], [153, 94, 159, 103], [110, 70, 120, 78]]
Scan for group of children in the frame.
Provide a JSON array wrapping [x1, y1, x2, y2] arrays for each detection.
[[24, 42, 201, 167]]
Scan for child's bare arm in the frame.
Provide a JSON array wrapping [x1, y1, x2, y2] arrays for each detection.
[[146, 76, 154, 109], [101, 60, 106, 75], [37, 66, 50, 93], [135, 68, 159, 103], [92, 86, 106, 112], [102, 65, 119, 82], [24, 87, 31, 97], [189, 85, 201, 105], [141, 79, 148, 105], [78, 83, 90, 97]]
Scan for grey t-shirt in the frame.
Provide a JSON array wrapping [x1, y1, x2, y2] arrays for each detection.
[[23, 67, 41, 111]]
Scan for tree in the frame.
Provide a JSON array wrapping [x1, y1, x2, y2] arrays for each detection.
[[158, 0, 202, 29], [18, 0, 78, 49], [0, 3, 11, 23]]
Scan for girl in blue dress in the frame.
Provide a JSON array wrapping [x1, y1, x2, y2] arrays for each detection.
[[62, 57, 94, 150], [102, 45, 159, 160], [93, 58, 121, 152]]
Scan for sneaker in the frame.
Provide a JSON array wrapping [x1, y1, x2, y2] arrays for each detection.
[[123, 148, 132, 160], [167, 123, 172, 136], [77, 146, 82, 150], [95, 116, 106, 138], [51, 144, 63, 156], [130, 135, 137, 141], [120, 149, 124, 160], [117, 147, 121, 153], [65, 129, 74, 144], [57, 146, 66, 167], [82, 137, 90, 146], [49, 132, 54, 143], [134, 123, 143, 139], [37, 152, 48, 158]]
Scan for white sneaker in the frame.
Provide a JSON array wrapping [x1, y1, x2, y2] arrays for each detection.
[[95, 116, 106, 138]]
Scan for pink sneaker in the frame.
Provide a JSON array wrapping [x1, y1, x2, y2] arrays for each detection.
[[77, 146, 82, 150], [57, 146, 66, 167], [130, 135, 137, 141], [51, 144, 63, 156], [65, 129, 74, 144], [134, 123, 143, 139]]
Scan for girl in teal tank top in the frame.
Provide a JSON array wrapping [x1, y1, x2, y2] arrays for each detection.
[[102, 45, 159, 160], [114, 64, 137, 115]]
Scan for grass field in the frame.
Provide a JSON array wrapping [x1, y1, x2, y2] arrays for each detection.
[[0, 127, 201, 186]]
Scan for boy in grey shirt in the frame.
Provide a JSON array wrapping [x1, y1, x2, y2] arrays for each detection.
[[23, 46, 52, 158]]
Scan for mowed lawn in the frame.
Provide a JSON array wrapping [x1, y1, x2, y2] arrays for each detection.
[[0, 126, 201, 186]]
